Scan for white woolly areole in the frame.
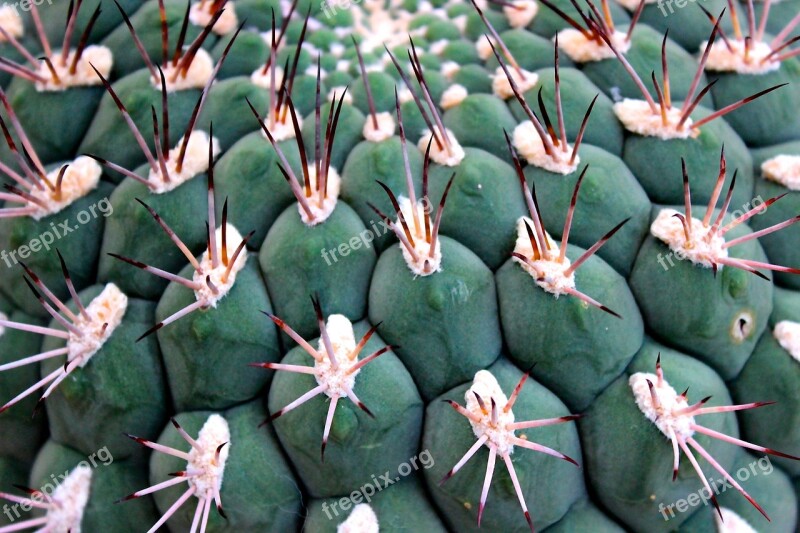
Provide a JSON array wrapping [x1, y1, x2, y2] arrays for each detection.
[[363, 112, 395, 142], [338, 503, 379, 533], [187, 414, 230, 497], [298, 166, 341, 226], [314, 314, 361, 398], [430, 39, 450, 56], [715, 507, 758, 533], [504, 1, 539, 28], [556, 29, 630, 63], [629, 372, 695, 441], [155, 48, 214, 91], [465, 370, 517, 456], [259, 111, 301, 142], [440, 60, 461, 80], [650, 208, 728, 268], [492, 66, 538, 100], [249, 65, 284, 89], [328, 86, 353, 105], [761, 154, 800, 190], [46, 465, 92, 533], [774, 320, 800, 363], [193, 224, 247, 308], [417, 128, 465, 167], [702, 39, 780, 75], [148, 131, 220, 193], [512, 121, 579, 174], [68, 283, 127, 368], [28, 156, 102, 220], [189, 2, 238, 35], [613, 98, 696, 139], [0, 6, 24, 41], [349, 0, 418, 54], [397, 87, 414, 104], [398, 196, 442, 276], [512, 216, 576, 296], [34, 46, 112, 91], [453, 14, 468, 33], [440, 84, 468, 110], [617, 0, 655, 7], [476, 37, 496, 61]]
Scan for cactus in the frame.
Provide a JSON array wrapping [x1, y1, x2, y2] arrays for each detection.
[[1, 1, 800, 532]]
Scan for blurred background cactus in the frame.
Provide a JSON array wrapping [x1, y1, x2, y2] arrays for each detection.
[[0, 0, 799, 531]]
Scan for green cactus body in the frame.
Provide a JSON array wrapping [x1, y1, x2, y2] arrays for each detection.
[[442, 95, 518, 160], [268, 319, 424, 497], [156, 255, 280, 411], [0, 310, 48, 463], [450, 63, 493, 93], [304, 476, 447, 532], [483, 29, 574, 72], [524, 144, 651, 275], [27, 439, 160, 531], [40, 284, 167, 463], [629, 207, 772, 379], [211, 30, 270, 79], [424, 358, 585, 532], [543, 498, 624, 533], [627, 0, 731, 51], [0, 457, 28, 527], [528, 0, 629, 38], [369, 236, 502, 400], [302, 102, 366, 171], [580, 340, 740, 532], [496, 243, 644, 411], [146, 402, 304, 531], [0, 181, 114, 317]]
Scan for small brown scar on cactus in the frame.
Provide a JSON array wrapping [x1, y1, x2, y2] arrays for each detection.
[[505, 133, 627, 317], [108, 136, 253, 341], [0, 256, 127, 414], [440, 369, 581, 532], [120, 414, 230, 532], [650, 148, 800, 278], [630, 354, 800, 522], [252, 298, 391, 461]]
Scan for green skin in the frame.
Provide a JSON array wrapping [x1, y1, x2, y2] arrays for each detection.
[[259, 202, 376, 342], [708, 58, 800, 147], [440, 39, 481, 65], [37, 0, 144, 43], [496, 244, 644, 411], [368, 236, 502, 401], [426, 19, 463, 41], [40, 285, 167, 463], [97, 167, 209, 300], [544, 498, 625, 533], [754, 0, 800, 37], [4, 78, 104, 165], [750, 141, 800, 287], [198, 77, 270, 151], [483, 29, 575, 72], [148, 401, 304, 532], [0, 457, 29, 527], [78, 69, 202, 173], [350, 72, 399, 115], [100, 0, 203, 79], [451, 64, 493, 94], [423, 357, 585, 532], [301, 102, 366, 173], [730, 329, 800, 477], [324, 70, 352, 88], [426, 147, 527, 270], [528, 0, 629, 39], [0, 181, 114, 317], [0, 310, 48, 463], [28, 440, 160, 531], [629, 207, 773, 380], [442, 94, 519, 160], [580, 339, 740, 532], [155, 256, 281, 411], [523, 143, 652, 276], [622, 103, 754, 209], [580, 24, 711, 105], [677, 452, 798, 533], [632, 0, 733, 52], [339, 136, 424, 252], [464, 9, 510, 41], [269, 320, 424, 498], [309, 28, 338, 51], [509, 67, 624, 157], [304, 476, 447, 532]]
